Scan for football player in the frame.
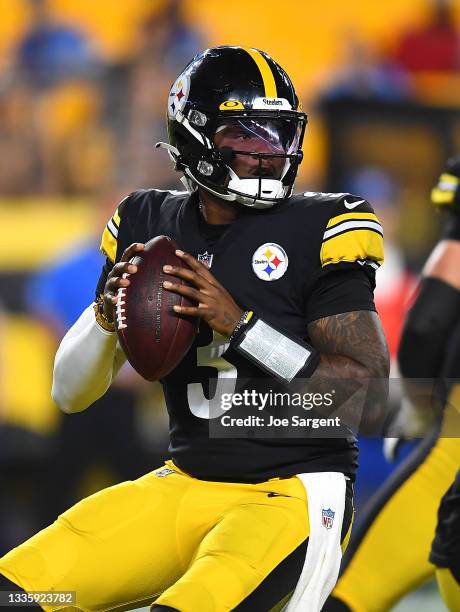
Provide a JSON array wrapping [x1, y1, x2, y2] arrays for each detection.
[[324, 156, 460, 612], [0, 46, 389, 611]]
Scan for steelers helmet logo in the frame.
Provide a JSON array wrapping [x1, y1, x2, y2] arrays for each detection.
[[168, 74, 190, 118], [252, 243, 289, 281]]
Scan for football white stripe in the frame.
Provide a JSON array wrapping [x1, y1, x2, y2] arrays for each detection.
[[108, 218, 119, 238], [438, 179, 457, 190], [323, 220, 383, 241], [357, 259, 380, 269]]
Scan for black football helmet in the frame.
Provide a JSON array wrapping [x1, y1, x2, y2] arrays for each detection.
[[157, 46, 307, 209]]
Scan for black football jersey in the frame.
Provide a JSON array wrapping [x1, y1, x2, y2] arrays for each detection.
[[97, 189, 384, 482]]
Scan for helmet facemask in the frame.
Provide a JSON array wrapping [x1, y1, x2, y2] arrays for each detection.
[[159, 109, 306, 209], [212, 115, 305, 208]]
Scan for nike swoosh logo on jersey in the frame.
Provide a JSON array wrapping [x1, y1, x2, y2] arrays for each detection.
[[344, 199, 365, 209]]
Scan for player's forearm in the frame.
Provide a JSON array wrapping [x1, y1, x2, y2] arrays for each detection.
[[313, 353, 379, 380], [308, 311, 390, 380], [307, 311, 390, 432], [306, 353, 389, 432], [52, 304, 124, 413]]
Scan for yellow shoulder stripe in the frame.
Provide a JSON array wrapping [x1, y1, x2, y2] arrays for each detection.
[[438, 172, 459, 188], [100, 205, 121, 263], [321, 229, 384, 268], [432, 188, 455, 205], [113, 208, 121, 227], [431, 172, 459, 205], [100, 227, 117, 263], [243, 47, 277, 98], [327, 212, 380, 228]]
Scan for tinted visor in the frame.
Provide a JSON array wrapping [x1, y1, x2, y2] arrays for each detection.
[[214, 117, 303, 156]]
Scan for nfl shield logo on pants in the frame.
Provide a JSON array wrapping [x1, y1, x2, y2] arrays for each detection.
[[322, 508, 335, 529]]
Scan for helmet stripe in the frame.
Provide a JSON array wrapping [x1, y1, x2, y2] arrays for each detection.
[[243, 47, 277, 98]]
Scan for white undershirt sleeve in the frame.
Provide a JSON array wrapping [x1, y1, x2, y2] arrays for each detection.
[[51, 304, 126, 414]]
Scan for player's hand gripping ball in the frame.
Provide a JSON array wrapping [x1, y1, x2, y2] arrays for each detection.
[[115, 236, 198, 381]]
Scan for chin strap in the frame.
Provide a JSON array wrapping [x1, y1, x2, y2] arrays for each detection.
[[156, 142, 195, 193], [155, 141, 180, 162]]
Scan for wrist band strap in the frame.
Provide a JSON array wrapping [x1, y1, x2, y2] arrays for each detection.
[[232, 317, 319, 383], [229, 310, 253, 341]]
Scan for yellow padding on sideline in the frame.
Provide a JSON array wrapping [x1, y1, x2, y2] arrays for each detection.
[[243, 47, 277, 98], [321, 229, 384, 267], [0, 199, 95, 271], [2, 315, 59, 435]]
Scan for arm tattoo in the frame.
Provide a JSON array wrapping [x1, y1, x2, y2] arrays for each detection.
[[305, 311, 390, 433], [308, 310, 389, 379]]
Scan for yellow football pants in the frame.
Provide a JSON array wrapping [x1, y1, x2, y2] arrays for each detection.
[[436, 568, 460, 612], [331, 437, 460, 612], [0, 461, 318, 612]]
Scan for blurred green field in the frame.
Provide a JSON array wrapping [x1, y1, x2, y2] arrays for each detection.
[[393, 580, 446, 612]]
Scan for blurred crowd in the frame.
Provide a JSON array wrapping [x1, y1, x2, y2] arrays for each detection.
[[321, 0, 460, 101], [1, 0, 460, 555], [0, 0, 202, 197], [1, 0, 459, 198]]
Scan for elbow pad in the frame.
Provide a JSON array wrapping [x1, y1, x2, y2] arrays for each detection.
[[398, 277, 460, 378]]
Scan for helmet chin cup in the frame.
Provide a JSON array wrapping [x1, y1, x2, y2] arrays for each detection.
[[226, 170, 286, 209], [183, 168, 286, 209]]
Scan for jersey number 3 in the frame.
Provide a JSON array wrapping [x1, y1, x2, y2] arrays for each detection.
[[187, 331, 237, 420]]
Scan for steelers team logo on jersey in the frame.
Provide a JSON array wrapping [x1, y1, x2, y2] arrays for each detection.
[[252, 243, 288, 281], [168, 74, 190, 118]]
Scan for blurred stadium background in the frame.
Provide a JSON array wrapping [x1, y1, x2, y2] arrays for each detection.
[[1, 0, 460, 609]]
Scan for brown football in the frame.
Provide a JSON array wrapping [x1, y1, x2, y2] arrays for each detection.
[[115, 235, 198, 381]]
